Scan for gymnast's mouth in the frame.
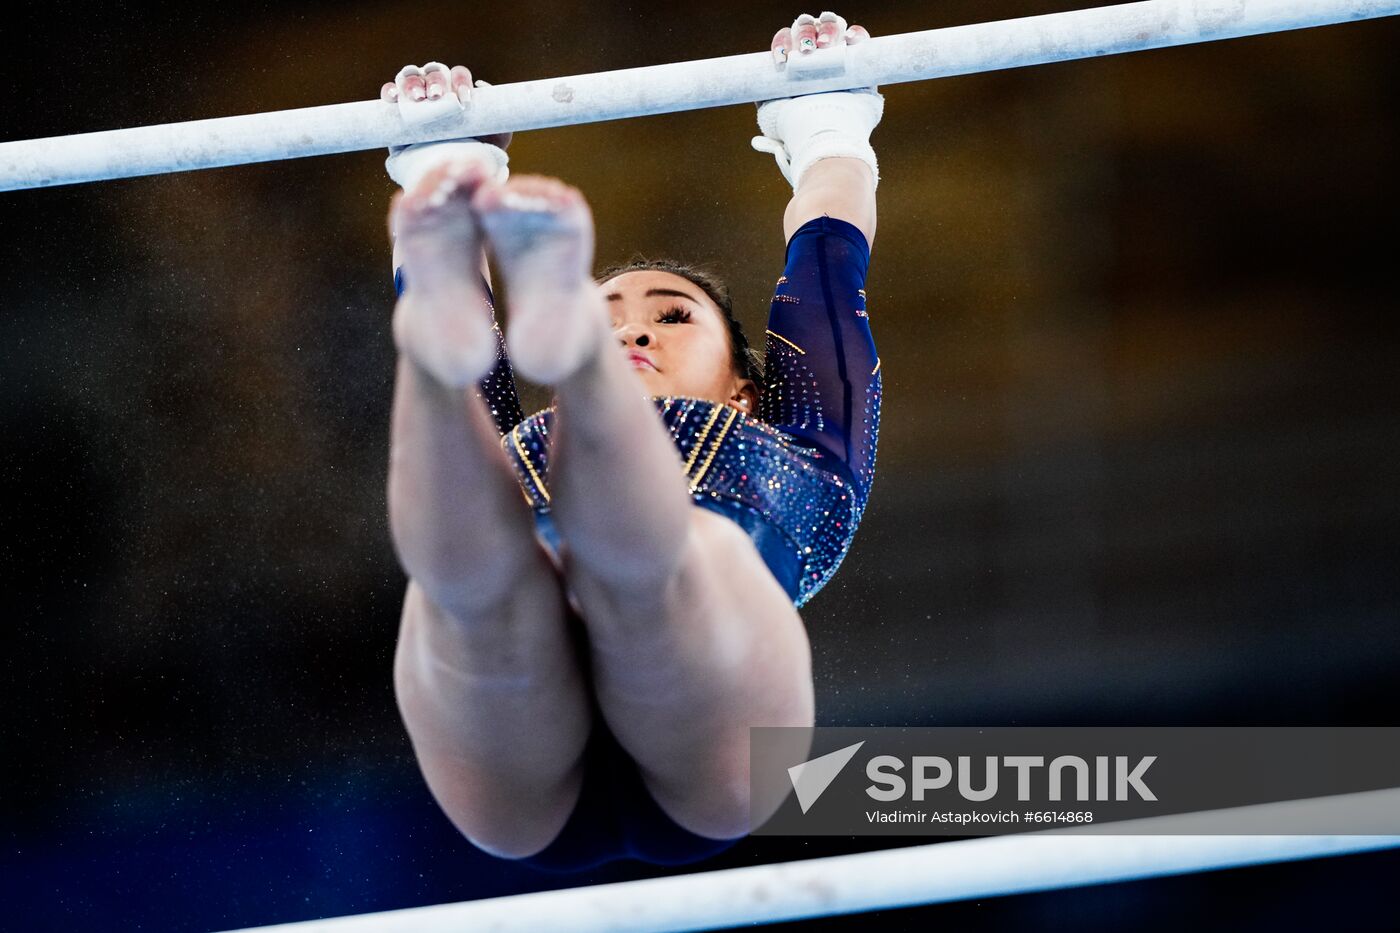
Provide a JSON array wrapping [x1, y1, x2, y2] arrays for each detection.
[[626, 351, 657, 371]]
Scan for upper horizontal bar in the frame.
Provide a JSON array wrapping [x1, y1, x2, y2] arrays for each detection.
[[2, 0, 1397, 191]]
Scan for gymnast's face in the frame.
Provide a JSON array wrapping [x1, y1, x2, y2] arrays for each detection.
[[600, 271, 758, 413]]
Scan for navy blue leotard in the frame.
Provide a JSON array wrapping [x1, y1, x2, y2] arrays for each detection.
[[393, 215, 880, 871]]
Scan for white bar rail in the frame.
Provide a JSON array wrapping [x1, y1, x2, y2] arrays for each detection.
[[220, 787, 1400, 933], [2, 0, 1398, 191]]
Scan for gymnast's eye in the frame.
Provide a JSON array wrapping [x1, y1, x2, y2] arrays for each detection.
[[658, 305, 692, 324]]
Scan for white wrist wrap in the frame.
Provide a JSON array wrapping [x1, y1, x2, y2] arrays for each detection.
[[752, 89, 884, 192], [384, 139, 510, 192]]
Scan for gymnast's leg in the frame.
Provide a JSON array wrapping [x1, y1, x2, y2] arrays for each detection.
[[386, 159, 591, 858], [474, 175, 815, 841]]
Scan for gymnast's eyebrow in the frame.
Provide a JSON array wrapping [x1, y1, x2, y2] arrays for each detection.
[[605, 287, 702, 304]]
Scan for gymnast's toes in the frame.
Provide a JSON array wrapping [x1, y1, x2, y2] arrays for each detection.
[[473, 177, 594, 276], [474, 173, 585, 216], [400, 158, 492, 217]]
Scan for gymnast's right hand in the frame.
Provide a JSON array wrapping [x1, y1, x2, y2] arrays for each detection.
[[381, 63, 513, 193]]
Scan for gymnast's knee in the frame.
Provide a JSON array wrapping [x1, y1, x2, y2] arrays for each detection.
[[447, 759, 587, 861], [641, 755, 756, 842]]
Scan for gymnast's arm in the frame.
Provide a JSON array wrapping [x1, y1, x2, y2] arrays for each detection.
[[762, 176, 881, 503], [783, 157, 876, 249], [763, 15, 879, 249], [755, 15, 883, 500]]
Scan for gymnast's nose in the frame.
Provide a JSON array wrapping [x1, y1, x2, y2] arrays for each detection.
[[614, 322, 652, 348]]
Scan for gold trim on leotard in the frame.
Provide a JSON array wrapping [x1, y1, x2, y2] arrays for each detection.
[[872, 358, 881, 376], [688, 406, 740, 494], [511, 429, 552, 504], [766, 330, 806, 354], [681, 402, 726, 477]]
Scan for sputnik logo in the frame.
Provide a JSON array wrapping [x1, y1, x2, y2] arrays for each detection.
[[788, 741, 865, 813]]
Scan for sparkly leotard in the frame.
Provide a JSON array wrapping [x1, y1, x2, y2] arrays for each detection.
[[393, 214, 879, 870]]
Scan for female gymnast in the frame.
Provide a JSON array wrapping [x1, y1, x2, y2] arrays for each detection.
[[382, 12, 883, 871]]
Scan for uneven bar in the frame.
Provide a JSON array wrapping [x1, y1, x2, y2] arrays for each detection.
[[221, 787, 1400, 933], [2, 0, 1398, 190]]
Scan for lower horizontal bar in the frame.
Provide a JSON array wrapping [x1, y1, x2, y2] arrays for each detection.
[[219, 787, 1400, 933]]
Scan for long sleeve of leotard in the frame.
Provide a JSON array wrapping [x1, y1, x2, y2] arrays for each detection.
[[758, 216, 881, 510], [393, 265, 526, 437]]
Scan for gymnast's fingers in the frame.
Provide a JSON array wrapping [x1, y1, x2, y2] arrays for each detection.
[[396, 65, 428, 102], [449, 65, 474, 104], [381, 81, 399, 102], [815, 11, 847, 48], [420, 62, 452, 101], [791, 13, 818, 54], [771, 26, 794, 64], [845, 23, 871, 44]]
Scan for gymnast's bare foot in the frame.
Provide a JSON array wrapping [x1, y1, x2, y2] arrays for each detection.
[[390, 158, 498, 387], [472, 175, 609, 384]]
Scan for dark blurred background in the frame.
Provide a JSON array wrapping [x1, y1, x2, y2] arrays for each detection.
[[2, 1, 1397, 930]]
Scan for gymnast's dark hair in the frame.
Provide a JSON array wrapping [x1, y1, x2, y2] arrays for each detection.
[[595, 258, 765, 389]]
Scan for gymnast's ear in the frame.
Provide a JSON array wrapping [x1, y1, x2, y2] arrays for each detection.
[[730, 379, 759, 414]]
